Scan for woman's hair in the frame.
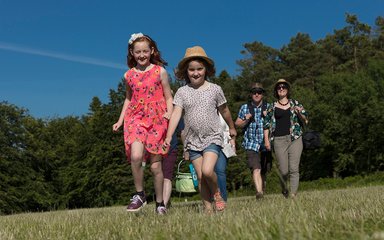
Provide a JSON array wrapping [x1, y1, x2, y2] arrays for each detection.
[[273, 82, 291, 98], [127, 35, 167, 68], [174, 57, 216, 83]]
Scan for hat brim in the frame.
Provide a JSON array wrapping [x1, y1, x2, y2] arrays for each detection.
[[274, 80, 291, 89], [250, 87, 265, 93], [177, 56, 214, 70]]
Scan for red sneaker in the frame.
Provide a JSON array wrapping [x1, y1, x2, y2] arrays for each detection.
[[126, 194, 147, 212]]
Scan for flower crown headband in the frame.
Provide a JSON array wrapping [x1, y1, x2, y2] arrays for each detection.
[[128, 32, 144, 45]]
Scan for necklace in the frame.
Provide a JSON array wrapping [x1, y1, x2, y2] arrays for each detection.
[[278, 100, 289, 106]]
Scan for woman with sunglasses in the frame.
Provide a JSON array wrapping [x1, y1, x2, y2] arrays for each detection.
[[263, 79, 308, 199]]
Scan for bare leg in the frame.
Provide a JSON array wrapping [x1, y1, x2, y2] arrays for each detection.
[[150, 154, 164, 204], [163, 178, 172, 207], [201, 151, 219, 196], [130, 141, 145, 192], [192, 157, 213, 212], [201, 152, 225, 211], [200, 177, 213, 211], [253, 169, 263, 194]]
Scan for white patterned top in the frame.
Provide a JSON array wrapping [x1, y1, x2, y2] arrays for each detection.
[[174, 82, 226, 151]]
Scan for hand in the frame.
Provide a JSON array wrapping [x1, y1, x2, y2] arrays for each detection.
[[229, 138, 236, 152], [183, 151, 190, 161], [294, 106, 303, 114], [262, 110, 267, 117], [163, 112, 171, 120], [245, 113, 253, 121], [112, 122, 122, 132], [229, 128, 237, 138], [163, 137, 171, 148], [264, 140, 271, 151]]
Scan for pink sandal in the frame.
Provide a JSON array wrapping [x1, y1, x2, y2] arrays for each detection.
[[214, 191, 226, 211]]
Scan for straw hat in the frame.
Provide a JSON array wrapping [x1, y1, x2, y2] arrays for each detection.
[[274, 79, 291, 89], [177, 46, 214, 70]]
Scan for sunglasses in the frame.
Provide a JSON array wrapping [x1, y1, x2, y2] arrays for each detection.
[[250, 87, 264, 95], [276, 84, 288, 90]]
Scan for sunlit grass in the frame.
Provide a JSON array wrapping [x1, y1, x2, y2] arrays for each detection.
[[1, 186, 383, 240]]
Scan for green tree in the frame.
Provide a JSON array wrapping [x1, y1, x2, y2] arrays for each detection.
[[237, 41, 282, 92], [318, 14, 374, 73], [309, 61, 384, 177], [280, 33, 330, 88], [0, 103, 54, 214]]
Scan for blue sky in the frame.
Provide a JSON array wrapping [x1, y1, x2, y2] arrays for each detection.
[[1, 0, 383, 118]]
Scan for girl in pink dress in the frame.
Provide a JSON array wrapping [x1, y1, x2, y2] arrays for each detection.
[[113, 33, 173, 214]]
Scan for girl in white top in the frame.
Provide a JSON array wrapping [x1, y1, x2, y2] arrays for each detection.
[[216, 113, 236, 202]]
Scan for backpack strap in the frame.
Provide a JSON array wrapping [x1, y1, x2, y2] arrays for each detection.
[[242, 102, 254, 132], [244, 101, 268, 132], [247, 102, 255, 122], [261, 101, 268, 118]]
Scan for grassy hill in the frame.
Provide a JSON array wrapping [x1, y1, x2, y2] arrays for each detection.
[[1, 185, 383, 240]]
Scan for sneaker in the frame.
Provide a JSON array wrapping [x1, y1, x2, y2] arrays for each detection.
[[282, 190, 289, 199], [126, 194, 147, 212], [156, 206, 167, 215], [256, 192, 264, 200]]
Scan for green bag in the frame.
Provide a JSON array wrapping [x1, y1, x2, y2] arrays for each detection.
[[175, 160, 197, 193]]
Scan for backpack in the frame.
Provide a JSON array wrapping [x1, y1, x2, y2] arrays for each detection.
[[302, 130, 321, 150], [291, 100, 321, 150]]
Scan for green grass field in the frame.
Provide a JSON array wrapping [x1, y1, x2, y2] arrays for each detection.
[[1, 185, 383, 240]]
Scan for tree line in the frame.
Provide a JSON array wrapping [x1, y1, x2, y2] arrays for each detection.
[[1, 14, 383, 214]]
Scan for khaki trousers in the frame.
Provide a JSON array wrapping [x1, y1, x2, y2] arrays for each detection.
[[273, 135, 303, 194]]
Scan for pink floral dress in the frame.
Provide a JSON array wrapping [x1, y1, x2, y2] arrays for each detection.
[[123, 64, 169, 163]]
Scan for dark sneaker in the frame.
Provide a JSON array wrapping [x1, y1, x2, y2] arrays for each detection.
[[256, 192, 264, 200], [156, 206, 167, 215], [126, 194, 147, 212], [282, 190, 289, 199]]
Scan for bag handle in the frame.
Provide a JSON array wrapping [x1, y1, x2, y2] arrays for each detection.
[[177, 159, 188, 174]]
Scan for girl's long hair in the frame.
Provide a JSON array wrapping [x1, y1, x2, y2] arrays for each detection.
[[127, 35, 167, 68]]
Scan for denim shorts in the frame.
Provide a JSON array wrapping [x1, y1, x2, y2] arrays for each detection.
[[189, 144, 221, 161]]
